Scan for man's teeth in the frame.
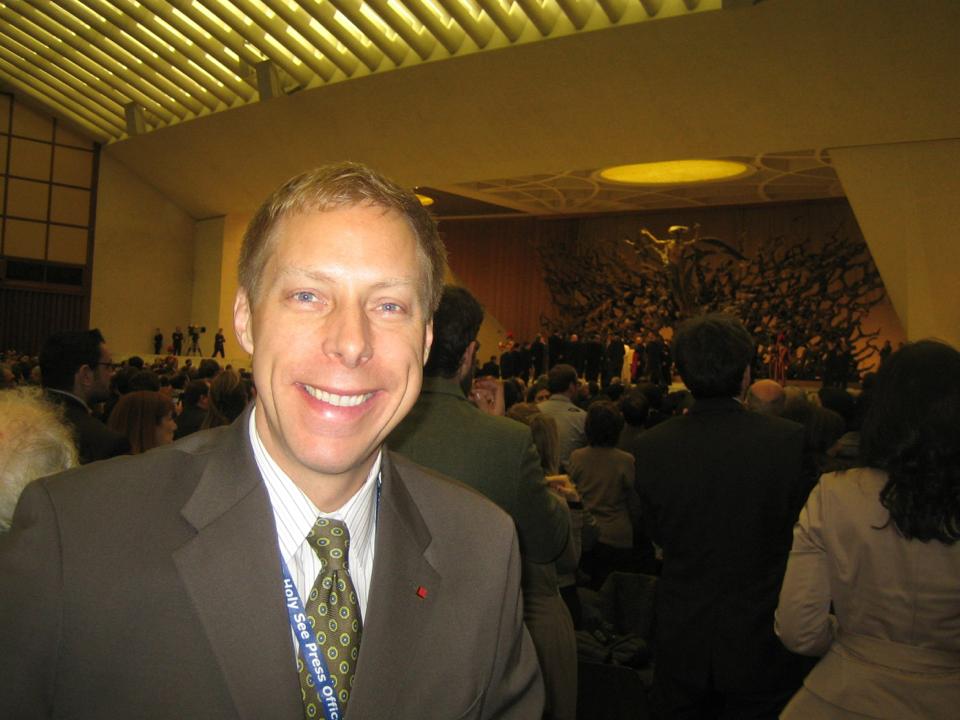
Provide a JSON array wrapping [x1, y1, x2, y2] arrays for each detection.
[[304, 386, 372, 407]]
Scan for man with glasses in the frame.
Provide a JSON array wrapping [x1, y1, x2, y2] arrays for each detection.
[[38, 328, 129, 464]]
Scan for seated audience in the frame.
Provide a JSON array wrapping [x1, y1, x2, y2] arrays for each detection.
[[196, 358, 221, 380], [0, 388, 78, 532], [526, 378, 550, 404], [202, 369, 249, 429], [107, 390, 177, 454], [616, 389, 649, 455], [776, 340, 960, 719], [0, 364, 16, 390], [174, 380, 210, 440], [746, 378, 787, 416], [129, 369, 161, 392], [502, 376, 525, 411], [568, 400, 641, 588]]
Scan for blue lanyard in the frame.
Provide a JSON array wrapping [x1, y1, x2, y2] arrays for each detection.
[[281, 555, 343, 720], [280, 474, 381, 719]]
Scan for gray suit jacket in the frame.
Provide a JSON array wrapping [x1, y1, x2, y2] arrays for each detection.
[[0, 409, 542, 719]]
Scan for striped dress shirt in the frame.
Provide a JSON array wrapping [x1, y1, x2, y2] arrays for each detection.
[[248, 408, 379, 629]]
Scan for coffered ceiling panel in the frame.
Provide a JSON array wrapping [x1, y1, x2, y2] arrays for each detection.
[[0, 0, 720, 143]]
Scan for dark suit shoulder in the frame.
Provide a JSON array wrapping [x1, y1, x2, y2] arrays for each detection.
[[386, 450, 514, 530]]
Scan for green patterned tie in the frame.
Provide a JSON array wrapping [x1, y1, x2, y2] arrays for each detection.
[[297, 517, 362, 718]]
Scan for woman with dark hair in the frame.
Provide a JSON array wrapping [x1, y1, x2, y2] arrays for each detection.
[[107, 390, 176, 454], [202, 369, 250, 429], [776, 340, 960, 719], [567, 400, 641, 588]]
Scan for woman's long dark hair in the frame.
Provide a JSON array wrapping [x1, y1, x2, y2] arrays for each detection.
[[860, 340, 960, 544]]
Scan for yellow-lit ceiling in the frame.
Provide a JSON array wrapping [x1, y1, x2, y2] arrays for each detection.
[[0, 0, 720, 144]]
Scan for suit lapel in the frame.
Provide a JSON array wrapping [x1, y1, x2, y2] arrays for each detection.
[[172, 413, 303, 720], [347, 451, 441, 717]]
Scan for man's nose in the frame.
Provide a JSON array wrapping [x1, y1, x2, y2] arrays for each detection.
[[322, 303, 373, 368]]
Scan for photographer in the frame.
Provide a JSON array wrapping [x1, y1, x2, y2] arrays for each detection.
[[185, 323, 205, 356]]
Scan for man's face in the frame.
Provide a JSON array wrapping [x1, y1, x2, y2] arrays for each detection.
[[235, 203, 433, 496]]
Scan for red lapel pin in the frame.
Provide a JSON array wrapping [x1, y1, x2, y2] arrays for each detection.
[[416, 585, 428, 599]]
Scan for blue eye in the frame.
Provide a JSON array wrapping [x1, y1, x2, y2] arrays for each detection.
[[294, 291, 317, 303], [381, 302, 402, 313]]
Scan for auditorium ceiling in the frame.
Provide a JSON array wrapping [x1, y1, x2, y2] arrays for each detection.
[[0, 0, 722, 143], [2, 0, 954, 220]]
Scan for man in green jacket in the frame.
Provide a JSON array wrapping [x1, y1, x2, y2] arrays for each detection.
[[389, 285, 569, 565]]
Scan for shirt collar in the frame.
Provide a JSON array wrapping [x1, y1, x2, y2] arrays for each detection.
[[45, 388, 91, 413], [248, 407, 380, 564]]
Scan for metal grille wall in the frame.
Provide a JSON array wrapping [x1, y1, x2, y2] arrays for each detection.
[[0, 285, 85, 355]]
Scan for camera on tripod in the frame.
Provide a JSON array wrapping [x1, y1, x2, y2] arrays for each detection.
[[185, 325, 207, 356]]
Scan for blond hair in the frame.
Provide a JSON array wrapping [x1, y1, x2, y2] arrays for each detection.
[[239, 161, 447, 315], [0, 388, 78, 531]]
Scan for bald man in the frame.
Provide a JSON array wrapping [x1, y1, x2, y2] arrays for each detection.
[[746, 379, 786, 416]]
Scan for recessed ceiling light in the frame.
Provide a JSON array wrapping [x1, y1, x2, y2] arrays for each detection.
[[416, 193, 434, 206], [598, 160, 753, 185]]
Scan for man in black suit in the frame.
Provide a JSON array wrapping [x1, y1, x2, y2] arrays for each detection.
[[212, 328, 226, 358], [582, 334, 603, 384], [645, 330, 666, 387], [547, 331, 564, 369], [530, 333, 546, 377], [602, 333, 625, 387], [633, 314, 808, 719], [171, 326, 184, 355], [39, 329, 130, 464]]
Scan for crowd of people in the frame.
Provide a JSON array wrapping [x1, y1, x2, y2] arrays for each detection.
[[470, 312, 958, 719], [483, 325, 867, 396], [1, 161, 957, 720], [0, 335, 253, 472]]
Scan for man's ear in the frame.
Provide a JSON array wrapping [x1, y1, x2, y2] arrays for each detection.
[[75, 364, 94, 392], [234, 289, 255, 354], [422, 319, 434, 367], [460, 340, 478, 371]]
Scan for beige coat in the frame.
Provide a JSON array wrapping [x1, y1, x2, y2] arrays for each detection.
[[776, 468, 960, 719]]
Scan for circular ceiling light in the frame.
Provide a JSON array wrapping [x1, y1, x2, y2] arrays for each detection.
[[415, 193, 434, 206], [598, 159, 753, 185]]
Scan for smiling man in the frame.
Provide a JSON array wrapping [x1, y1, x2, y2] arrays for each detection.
[[0, 163, 543, 720]]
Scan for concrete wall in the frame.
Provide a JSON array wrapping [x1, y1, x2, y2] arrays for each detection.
[[90, 155, 194, 355], [833, 139, 960, 347]]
